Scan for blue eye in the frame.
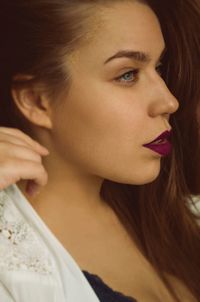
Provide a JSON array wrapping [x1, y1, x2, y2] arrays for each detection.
[[116, 69, 139, 84]]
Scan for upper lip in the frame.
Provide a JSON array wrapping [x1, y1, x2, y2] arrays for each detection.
[[143, 129, 172, 146]]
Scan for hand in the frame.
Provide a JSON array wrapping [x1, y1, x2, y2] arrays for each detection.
[[0, 127, 49, 197]]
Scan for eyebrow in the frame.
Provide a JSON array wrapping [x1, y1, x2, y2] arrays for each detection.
[[104, 47, 166, 65]]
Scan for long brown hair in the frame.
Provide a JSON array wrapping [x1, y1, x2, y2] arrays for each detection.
[[0, 1, 200, 301]]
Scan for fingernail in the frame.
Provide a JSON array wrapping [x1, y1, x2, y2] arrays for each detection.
[[39, 147, 49, 155]]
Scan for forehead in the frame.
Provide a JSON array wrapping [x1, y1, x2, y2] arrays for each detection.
[[100, 2, 163, 45], [70, 1, 165, 67]]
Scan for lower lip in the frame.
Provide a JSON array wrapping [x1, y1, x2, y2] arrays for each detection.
[[143, 141, 172, 156]]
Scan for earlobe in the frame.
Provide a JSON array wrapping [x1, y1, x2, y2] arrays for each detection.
[[11, 85, 53, 129]]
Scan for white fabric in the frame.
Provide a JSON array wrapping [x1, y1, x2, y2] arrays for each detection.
[[188, 195, 200, 218], [0, 185, 100, 302], [0, 184, 199, 302]]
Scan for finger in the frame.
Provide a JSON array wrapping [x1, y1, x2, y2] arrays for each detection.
[[0, 143, 43, 164], [2, 159, 48, 187], [0, 135, 49, 158], [0, 128, 49, 155], [18, 161, 48, 187], [0, 127, 49, 155]]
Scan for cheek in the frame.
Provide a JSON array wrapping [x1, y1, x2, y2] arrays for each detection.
[[53, 87, 143, 149], [50, 86, 158, 184]]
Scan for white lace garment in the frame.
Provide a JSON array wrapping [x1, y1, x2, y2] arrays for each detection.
[[0, 185, 199, 302], [0, 185, 100, 302]]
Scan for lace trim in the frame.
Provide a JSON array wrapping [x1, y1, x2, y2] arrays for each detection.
[[0, 190, 55, 275]]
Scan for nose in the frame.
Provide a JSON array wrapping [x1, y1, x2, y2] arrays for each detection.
[[148, 78, 179, 118]]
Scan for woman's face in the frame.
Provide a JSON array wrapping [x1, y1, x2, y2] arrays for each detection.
[[49, 1, 179, 185]]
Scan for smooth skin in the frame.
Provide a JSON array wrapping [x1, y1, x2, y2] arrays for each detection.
[[1, 1, 196, 301]]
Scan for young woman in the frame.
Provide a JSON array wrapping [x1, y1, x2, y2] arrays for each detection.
[[0, 1, 200, 302]]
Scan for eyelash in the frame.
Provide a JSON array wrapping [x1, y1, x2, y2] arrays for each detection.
[[115, 63, 163, 85], [116, 69, 139, 84]]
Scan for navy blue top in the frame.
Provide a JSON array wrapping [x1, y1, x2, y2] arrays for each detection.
[[82, 270, 138, 302]]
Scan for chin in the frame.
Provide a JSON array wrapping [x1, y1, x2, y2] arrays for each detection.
[[137, 171, 160, 185], [107, 169, 161, 186], [135, 162, 161, 185], [112, 160, 161, 185], [124, 173, 160, 185]]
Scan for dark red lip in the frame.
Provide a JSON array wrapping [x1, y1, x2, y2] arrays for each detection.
[[143, 130, 172, 156]]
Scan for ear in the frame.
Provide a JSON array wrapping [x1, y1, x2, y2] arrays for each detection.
[[11, 75, 53, 129]]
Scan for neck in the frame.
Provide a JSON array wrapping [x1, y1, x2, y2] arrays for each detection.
[[17, 148, 110, 217]]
